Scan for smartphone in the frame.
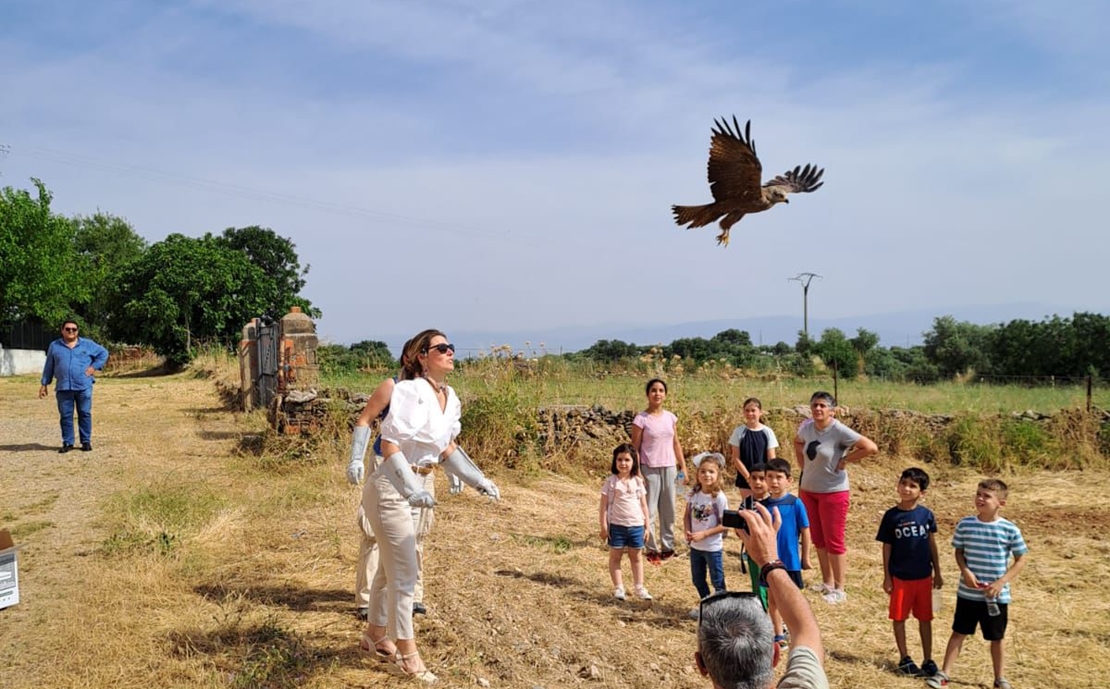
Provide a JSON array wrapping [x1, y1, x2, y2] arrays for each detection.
[[721, 509, 749, 533]]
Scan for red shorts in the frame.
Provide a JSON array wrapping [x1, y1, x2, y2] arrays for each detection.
[[888, 576, 933, 622], [799, 489, 850, 554]]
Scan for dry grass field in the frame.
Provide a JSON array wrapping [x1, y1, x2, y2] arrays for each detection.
[[2, 370, 1108, 688]]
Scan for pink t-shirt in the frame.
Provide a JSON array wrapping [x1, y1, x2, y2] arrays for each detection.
[[633, 410, 678, 469], [601, 475, 647, 526]]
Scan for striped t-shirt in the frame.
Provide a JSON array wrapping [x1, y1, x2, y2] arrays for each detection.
[[952, 516, 1028, 603]]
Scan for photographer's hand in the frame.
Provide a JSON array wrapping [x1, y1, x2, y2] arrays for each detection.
[[734, 503, 781, 568]]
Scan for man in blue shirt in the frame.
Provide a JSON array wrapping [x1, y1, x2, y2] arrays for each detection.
[[39, 320, 109, 453]]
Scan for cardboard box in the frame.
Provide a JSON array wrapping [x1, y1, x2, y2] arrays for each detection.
[[0, 529, 20, 610]]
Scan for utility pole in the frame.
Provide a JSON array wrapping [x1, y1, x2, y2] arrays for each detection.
[[0, 144, 10, 177], [789, 273, 821, 337]]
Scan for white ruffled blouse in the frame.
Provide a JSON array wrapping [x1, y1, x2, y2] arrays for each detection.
[[379, 378, 461, 466]]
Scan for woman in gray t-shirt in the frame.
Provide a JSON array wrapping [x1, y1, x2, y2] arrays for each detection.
[[793, 391, 878, 605]]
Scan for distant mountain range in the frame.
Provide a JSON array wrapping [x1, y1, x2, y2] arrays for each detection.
[[378, 303, 1086, 357]]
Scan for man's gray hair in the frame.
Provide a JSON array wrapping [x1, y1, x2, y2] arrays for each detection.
[[698, 595, 775, 689]]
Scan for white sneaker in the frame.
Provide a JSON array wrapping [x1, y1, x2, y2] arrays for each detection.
[[613, 586, 626, 600], [634, 586, 653, 601], [822, 588, 847, 605], [809, 582, 832, 595]]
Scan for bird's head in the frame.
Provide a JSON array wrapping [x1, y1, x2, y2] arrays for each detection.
[[766, 187, 789, 206]]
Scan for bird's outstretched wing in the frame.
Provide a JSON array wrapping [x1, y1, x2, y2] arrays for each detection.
[[706, 116, 764, 204], [763, 163, 825, 194]]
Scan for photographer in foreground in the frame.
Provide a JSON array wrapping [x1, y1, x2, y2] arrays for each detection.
[[696, 503, 828, 689]]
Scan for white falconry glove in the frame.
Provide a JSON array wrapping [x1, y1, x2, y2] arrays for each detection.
[[447, 471, 464, 495], [382, 451, 436, 508], [441, 446, 500, 501], [347, 425, 371, 485]]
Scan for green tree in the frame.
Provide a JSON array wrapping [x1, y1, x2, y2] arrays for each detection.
[[70, 212, 148, 340], [109, 234, 269, 366], [923, 315, 993, 378], [850, 327, 880, 376], [0, 179, 87, 324], [815, 328, 858, 379], [580, 339, 641, 362], [217, 226, 319, 319]]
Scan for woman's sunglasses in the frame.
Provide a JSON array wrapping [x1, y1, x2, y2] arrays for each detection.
[[425, 343, 455, 355]]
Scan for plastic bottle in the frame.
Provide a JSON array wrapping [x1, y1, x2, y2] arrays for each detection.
[[675, 471, 686, 493], [986, 596, 1001, 617], [932, 588, 943, 613]]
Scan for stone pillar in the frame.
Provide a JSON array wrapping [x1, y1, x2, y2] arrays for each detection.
[[278, 306, 318, 393]]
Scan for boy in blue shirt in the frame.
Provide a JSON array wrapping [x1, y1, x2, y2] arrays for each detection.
[[761, 458, 811, 648], [927, 479, 1028, 689], [876, 467, 943, 677]]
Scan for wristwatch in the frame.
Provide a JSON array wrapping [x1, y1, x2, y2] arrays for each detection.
[[759, 559, 787, 586]]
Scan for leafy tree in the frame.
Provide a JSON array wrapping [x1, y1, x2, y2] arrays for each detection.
[[0, 179, 87, 324], [1071, 312, 1110, 377], [850, 327, 881, 376], [665, 336, 713, 362], [815, 328, 858, 379], [579, 339, 641, 362], [70, 212, 148, 340], [217, 226, 319, 319], [109, 234, 269, 366], [922, 315, 993, 378]]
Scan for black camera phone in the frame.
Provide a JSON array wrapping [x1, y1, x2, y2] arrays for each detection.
[[721, 509, 748, 532]]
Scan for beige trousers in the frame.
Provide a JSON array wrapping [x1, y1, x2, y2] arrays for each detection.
[[362, 463, 435, 640], [356, 458, 435, 607]]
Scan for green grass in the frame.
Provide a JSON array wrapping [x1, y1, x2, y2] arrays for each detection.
[[101, 481, 226, 557], [323, 360, 1109, 415]]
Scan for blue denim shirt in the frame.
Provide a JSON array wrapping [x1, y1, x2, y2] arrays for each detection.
[[41, 337, 109, 391]]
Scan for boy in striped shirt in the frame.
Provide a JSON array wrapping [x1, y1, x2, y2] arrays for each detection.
[[927, 479, 1028, 689]]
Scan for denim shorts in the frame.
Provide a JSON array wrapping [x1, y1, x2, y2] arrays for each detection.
[[608, 524, 645, 549]]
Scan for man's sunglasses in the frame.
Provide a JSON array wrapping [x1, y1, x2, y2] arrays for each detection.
[[63, 327, 78, 332], [698, 590, 759, 622], [425, 343, 455, 355]]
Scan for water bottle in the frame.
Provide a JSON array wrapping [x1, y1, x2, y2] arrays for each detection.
[[932, 588, 943, 613], [986, 596, 1001, 617], [675, 471, 686, 493]]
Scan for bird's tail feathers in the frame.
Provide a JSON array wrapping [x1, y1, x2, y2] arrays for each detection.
[[671, 203, 722, 229]]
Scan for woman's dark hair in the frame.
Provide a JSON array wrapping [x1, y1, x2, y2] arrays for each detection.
[[611, 443, 641, 477], [645, 378, 667, 395], [742, 397, 762, 409], [401, 329, 446, 380]]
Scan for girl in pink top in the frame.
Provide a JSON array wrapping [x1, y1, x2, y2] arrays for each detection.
[[599, 443, 652, 600], [630, 378, 688, 563]]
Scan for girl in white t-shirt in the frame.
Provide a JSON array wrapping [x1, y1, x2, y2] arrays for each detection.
[[684, 452, 730, 614], [599, 443, 652, 601], [728, 397, 780, 501]]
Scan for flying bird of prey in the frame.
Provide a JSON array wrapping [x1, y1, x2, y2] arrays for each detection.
[[672, 116, 824, 247]]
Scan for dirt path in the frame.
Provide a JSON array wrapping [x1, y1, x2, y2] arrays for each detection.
[[0, 374, 248, 688]]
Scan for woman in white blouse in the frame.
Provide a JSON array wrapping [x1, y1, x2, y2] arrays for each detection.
[[360, 329, 498, 683]]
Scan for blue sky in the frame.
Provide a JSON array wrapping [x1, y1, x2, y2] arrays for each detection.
[[2, 0, 1108, 350]]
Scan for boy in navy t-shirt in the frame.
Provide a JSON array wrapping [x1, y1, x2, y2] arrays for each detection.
[[761, 458, 811, 648], [876, 467, 944, 678]]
